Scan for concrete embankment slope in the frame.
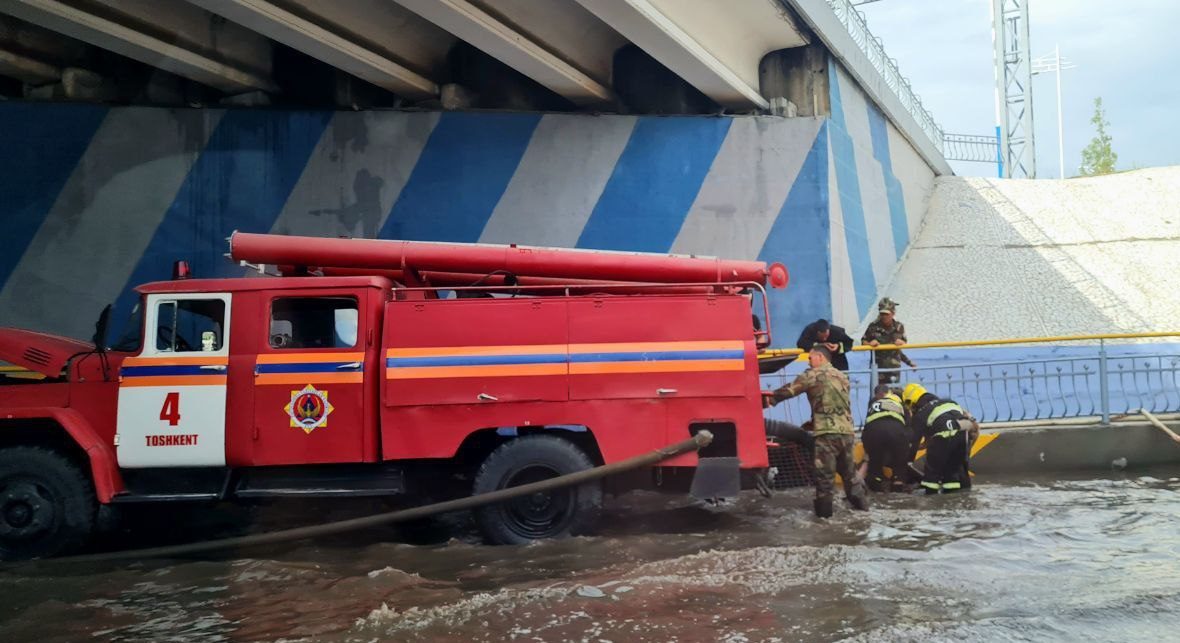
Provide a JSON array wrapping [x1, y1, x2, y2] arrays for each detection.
[[880, 167, 1180, 342]]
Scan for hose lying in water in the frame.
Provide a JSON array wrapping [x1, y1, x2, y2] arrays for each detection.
[[41, 431, 714, 565], [1140, 410, 1180, 445]]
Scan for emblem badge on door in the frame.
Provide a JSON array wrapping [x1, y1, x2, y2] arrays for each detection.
[[285, 384, 334, 434]]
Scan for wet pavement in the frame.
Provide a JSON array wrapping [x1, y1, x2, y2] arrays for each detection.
[[3, 468, 1180, 642]]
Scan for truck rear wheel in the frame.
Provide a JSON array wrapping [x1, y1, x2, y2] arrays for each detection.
[[472, 436, 601, 545], [0, 447, 96, 560]]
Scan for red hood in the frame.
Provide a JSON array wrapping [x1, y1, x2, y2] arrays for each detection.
[[0, 328, 93, 378]]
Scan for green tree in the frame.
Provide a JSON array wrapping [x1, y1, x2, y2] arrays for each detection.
[[1079, 97, 1117, 176]]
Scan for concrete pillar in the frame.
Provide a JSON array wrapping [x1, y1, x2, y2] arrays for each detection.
[[759, 45, 829, 117]]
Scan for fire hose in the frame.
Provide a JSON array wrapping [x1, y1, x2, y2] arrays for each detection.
[[36, 431, 713, 565], [1141, 409, 1180, 445]]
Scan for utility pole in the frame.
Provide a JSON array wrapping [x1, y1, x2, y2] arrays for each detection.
[[1032, 45, 1076, 179], [992, 0, 1036, 178]]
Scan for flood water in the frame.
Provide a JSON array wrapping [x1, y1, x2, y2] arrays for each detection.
[[3, 468, 1180, 642]]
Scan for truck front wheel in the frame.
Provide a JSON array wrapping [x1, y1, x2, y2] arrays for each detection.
[[0, 447, 96, 560], [472, 436, 602, 545]]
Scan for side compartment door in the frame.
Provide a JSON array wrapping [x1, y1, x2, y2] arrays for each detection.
[[251, 293, 370, 465], [566, 297, 749, 457], [383, 298, 569, 407], [116, 293, 231, 468], [567, 297, 747, 401]]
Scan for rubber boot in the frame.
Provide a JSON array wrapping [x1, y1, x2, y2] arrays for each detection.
[[848, 493, 870, 511], [814, 496, 834, 518]]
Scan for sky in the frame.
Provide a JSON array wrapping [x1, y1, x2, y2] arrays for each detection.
[[856, 0, 1180, 177]]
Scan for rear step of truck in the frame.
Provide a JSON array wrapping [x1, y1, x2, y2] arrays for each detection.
[[111, 465, 406, 503]]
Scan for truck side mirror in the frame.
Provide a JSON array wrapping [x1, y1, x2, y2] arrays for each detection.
[[92, 304, 111, 352]]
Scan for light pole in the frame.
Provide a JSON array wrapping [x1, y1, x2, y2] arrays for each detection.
[[1032, 45, 1076, 179]]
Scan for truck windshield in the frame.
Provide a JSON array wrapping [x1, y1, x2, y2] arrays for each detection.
[[109, 303, 144, 352]]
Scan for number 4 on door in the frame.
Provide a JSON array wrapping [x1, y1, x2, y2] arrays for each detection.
[[159, 392, 181, 426]]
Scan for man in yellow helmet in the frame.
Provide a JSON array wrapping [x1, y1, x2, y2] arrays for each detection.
[[902, 383, 977, 494], [765, 345, 869, 517], [860, 384, 913, 492]]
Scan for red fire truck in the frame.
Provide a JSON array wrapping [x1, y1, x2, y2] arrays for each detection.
[[0, 232, 787, 558]]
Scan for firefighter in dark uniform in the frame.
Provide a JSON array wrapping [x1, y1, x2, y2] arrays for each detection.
[[796, 318, 854, 371], [860, 384, 913, 492], [861, 298, 916, 386], [765, 345, 869, 517], [902, 383, 977, 494]]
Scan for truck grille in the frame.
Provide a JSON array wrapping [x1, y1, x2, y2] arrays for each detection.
[[23, 347, 51, 366]]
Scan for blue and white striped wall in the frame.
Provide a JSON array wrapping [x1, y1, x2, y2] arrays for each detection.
[[826, 62, 935, 331], [0, 58, 935, 345]]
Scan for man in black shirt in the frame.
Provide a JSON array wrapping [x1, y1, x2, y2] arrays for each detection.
[[796, 319, 854, 371]]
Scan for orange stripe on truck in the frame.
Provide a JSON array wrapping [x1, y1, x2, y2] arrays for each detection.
[[120, 375, 227, 387], [255, 372, 365, 385], [569, 359, 745, 375], [386, 363, 567, 379]]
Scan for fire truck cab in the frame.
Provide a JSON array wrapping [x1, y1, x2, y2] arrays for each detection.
[[0, 233, 786, 559]]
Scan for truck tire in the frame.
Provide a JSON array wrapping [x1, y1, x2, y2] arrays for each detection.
[[472, 436, 602, 545], [0, 447, 96, 560]]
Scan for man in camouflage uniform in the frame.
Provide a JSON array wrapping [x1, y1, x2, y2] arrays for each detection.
[[765, 345, 870, 518], [861, 297, 916, 387]]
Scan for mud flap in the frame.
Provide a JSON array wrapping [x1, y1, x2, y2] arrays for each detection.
[[690, 457, 740, 499]]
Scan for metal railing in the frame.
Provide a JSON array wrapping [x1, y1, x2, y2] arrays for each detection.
[[761, 333, 1180, 427], [943, 133, 1000, 163], [825, 0, 945, 152]]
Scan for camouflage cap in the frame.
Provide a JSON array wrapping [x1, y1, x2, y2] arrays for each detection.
[[878, 297, 898, 312]]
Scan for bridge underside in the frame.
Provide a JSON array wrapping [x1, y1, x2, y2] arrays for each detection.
[[0, 0, 943, 345], [0, 0, 810, 114]]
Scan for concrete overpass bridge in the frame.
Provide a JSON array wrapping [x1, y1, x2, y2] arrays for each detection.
[[0, 0, 952, 344]]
